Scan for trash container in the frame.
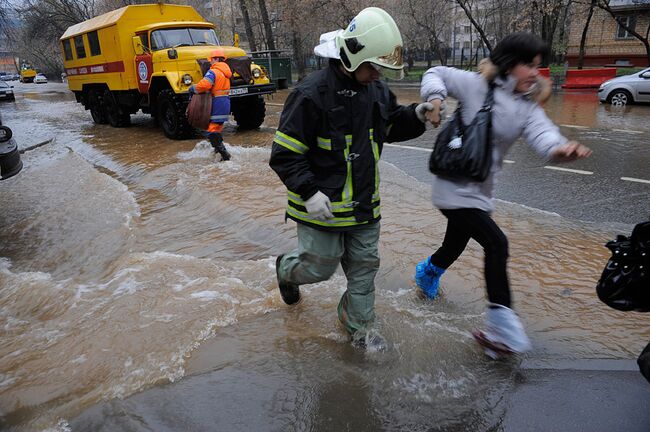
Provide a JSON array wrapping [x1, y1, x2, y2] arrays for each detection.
[[0, 113, 22, 180], [251, 50, 292, 89]]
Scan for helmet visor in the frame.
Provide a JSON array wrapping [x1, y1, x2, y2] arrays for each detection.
[[369, 61, 404, 80], [377, 46, 404, 68]]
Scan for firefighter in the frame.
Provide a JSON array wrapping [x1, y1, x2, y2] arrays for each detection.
[[269, 7, 433, 350], [189, 48, 232, 161]]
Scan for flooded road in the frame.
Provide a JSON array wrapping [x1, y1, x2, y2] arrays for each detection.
[[0, 82, 648, 431]]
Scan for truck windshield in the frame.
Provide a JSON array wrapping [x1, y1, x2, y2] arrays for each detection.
[[150, 28, 219, 51]]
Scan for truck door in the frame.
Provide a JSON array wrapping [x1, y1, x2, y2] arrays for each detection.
[[135, 33, 153, 94]]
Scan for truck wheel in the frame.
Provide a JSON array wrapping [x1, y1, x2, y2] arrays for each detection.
[[103, 90, 131, 127], [88, 90, 108, 124], [233, 95, 265, 130], [157, 89, 192, 139]]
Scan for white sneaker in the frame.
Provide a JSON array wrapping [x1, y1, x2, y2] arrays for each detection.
[[482, 303, 532, 354]]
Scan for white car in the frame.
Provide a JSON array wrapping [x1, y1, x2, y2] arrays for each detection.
[[598, 67, 650, 106], [33, 73, 48, 84]]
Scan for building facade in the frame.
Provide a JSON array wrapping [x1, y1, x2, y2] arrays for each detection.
[[566, 0, 650, 67]]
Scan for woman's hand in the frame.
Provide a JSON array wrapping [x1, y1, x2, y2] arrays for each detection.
[[551, 141, 592, 162], [425, 99, 443, 127]]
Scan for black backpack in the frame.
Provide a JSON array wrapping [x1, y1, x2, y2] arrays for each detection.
[[596, 220, 650, 312]]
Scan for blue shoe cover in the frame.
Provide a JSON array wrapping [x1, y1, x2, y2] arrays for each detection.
[[415, 258, 445, 299]]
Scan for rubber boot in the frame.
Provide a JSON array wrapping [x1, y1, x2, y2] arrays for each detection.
[[414, 257, 445, 299], [275, 254, 300, 305], [351, 328, 387, 352], [209, 133, 231, 161]]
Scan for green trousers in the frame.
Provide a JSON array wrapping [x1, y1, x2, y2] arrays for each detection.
[[278, 222, 381, 336]]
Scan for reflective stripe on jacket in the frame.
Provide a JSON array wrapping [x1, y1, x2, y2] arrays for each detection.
[[196, 62, 232, 124], [269, 60, 425, 232]]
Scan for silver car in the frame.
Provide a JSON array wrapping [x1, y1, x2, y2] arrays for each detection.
[[598, 67, 650, 106]]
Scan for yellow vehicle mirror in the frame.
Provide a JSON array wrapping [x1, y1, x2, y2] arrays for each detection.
[[132, 37, 144, 55]]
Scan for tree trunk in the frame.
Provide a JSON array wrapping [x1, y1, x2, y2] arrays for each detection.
[[557, 0, 573, 63], [578, 0, 596, 69], [291, 27, 306, 80], [257, 0, 275, 51], [239, 0, 257, 52]]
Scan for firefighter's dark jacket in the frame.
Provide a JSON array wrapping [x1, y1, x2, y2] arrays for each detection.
[[269, 60, 425, 231]]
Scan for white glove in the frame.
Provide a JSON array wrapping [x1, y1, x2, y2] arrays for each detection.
[[305, 191, 334, 221], [415, 102, 434, 123]]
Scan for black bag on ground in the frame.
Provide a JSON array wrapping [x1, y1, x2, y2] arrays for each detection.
[[596, 220, 650, 312], [428, 83, 494, 182]]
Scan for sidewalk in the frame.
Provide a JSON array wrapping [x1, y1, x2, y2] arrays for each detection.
[[504, 360, 650, 431], [69, 357, 649, 431]]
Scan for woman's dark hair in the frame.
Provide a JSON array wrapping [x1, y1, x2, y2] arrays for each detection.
[[489, 32, 548, 78]]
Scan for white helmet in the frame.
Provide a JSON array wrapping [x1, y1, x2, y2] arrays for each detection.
[[335, 7, 404, 79]]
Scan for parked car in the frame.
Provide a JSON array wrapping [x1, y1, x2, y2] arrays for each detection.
[[598, 67, 650, 106], [34, 73, 48, 84], [0, 81, 15, 101]]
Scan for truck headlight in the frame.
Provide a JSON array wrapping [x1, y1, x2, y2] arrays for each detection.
[[182, 74, 193, 85], [252, 68, 261, 79]]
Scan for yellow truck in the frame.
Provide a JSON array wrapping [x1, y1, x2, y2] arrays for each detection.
[[59, 4, 275, 139], [19, 63, 37, 83]]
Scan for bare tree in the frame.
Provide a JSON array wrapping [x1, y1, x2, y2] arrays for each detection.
[[257, 0, 275, 51], [239, 0, 258, 51], [399, 0, 452, 67], [532, 0, 567, 64], [13, 0, 99, 75], [577, 0, 596, 68], [455, 0, 493, 51]]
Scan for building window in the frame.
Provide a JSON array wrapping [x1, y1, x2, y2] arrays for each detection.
[[454, 42, 460, 49], [88, 31, 101, 56], [74, 36, 86, 59], [464, 25, 471, 34], [62, 39, 73, 60], [463, 41, 471, 49], [616, 15, 636, 39]]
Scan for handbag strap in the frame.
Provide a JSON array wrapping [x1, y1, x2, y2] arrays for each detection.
[[480, 82, 495, 112], [454, 80, 495, 131]]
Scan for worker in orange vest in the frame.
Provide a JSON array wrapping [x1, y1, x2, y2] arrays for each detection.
[[189, 48, 232, 161]]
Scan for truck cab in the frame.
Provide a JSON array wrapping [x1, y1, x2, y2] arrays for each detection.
[[19, 63, 37, 83]]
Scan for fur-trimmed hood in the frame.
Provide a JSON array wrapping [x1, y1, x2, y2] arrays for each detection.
[[478, 58, 551, 104]]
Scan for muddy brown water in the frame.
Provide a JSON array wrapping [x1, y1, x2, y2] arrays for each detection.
[[0, 83, 648, 431]]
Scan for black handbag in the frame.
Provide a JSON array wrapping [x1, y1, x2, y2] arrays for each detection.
[[638, 341, 650, 383], [596, 220, 650, 312], [428, 83, 494, 182]]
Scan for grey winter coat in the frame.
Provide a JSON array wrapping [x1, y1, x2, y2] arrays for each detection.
[[420, 63, 567, 212]]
